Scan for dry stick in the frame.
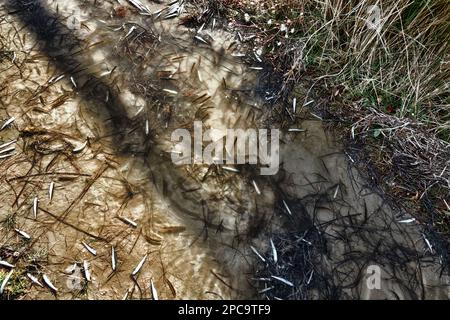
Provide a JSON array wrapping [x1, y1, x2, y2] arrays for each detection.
[[59, 163, 109, 222], [39, 207, 107, 242]]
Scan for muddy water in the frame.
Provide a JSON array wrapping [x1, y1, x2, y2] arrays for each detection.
[[0, 0, 448, 300]]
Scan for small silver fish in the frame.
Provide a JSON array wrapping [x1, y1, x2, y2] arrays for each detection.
[[131, 254, 147, 277], [121, 217, 138, 228], [288, 128, 306, 132], [398, 218, 415, 224], [43, 274, 58, 292], [423, 235, 434, 253], [303, 100, 314, 107], [292, 97, 297, 113], [82, 242, 97, 256], [0, 117, 15, 131], [83, 260, 91, 282], [258, 286, 274, 294], [0, 269, 14, 294], [252, 180, 261, 195], [27, 273, 43, 287], [145, 120, 149, 136], [0, 140, 16, 150], [33, 197, 38, 219], [0, 146, 14, 154], [73, 140, 87, 153], [0, 153, 14, 159], [271, 275, 294, 287], [194, 35, 208, 45], [163, 89, 178, 95], [333, 185, 339, 199], [15, 228, 31, 240], [150, 280, 158, 300], [111, 246, 117, 272], [0, 260, 14, 268], [222, 166, 239, 173], [70, 76, 77, 88], [270, 239, 278, 264], [122, 287, 132, 300], [282, 200, 292, 215], [250, 246, 266, 263], [49, 182, 54, 201]]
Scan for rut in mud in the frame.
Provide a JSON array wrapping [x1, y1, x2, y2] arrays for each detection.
[[0, 0, 448, 300]]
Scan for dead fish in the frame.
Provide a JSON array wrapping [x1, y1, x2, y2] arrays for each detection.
[[288, 128, 306, 132], [0, 260, 14, 268], [222, 166, 239, 173], [134, 106, 144, 117], [82, 242, 97, 256], [306, 270, 314, 285], [124, 26, 136, 39], [15, 228, 31, 240], [333, 185, 339, 199], [131, 254, 147, 277], [301, 238, 312, 246], [0, 146, 15, 154], [83, 260, 91, 282], [271, 275, 294, 287], [303, 100, 314, 107], [111, 246, 117, 272], [237, 32, 243, 42], [120, 217, 138, 228], [194, 35, 209, 45], [164, 1, 184, 19], [43, 274, 58, 292], [0, 117, 15, 131], [49, 74, 64, 84], [250, 246, 266, 263], [292, 98, 297, 113], [253, 51, 262, 62], [231, 53, 246, 57], [128, 0, 152, 15], [122, 287, 132, 300], [0, 270, 14, 294], [0, 153, 15, 159], [73, 140, 87, 153], [150, 280, 158, 300], [282, 200, 292, 215], [33, 197, 38, 219], [423, 235, 434, 253], [0, 140, 16, 150], [249, 66, 263, 70], [48, 181, 54, 201], [270, 239, 278, 264], [258, 286, 274, 294], [145, 120, 149, 136], [252, 180, 261, 195], [197, 23, 205, 33], [27, 273, 43, 287], [398, 218, 416, 224], [163, 89, 178, 95], [212, 18, 216, 30], [70, 76, 77, 88]]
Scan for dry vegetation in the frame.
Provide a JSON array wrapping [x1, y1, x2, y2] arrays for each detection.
[[188, 0, 449, 237]]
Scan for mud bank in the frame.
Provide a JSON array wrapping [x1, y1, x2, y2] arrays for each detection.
[[0, 0, 448, 300]]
